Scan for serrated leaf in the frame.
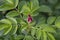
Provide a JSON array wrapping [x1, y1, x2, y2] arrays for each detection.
[[0, 0, 19, 11], [0, 19, 11, 25], [0, 19, 12, 35], [38, 16, 46, 24], [30, 11, 39, 17], [16, 18, 27, 32], [36, 29, 42, 40], [31, 28, 36, 36], [23, 35, 34, 40], [0, 23, 9, 31], [0, 19, 12, 31], [36, 15, 46, 25], [37, 24, 56, 33], [47, 16, 56, 24], [55, 16, 60, 28], [20, 0, 39, 16], [6, 10, 19, 17], [15, 35, 24, 40], [29, 0, 39, 10], [21, 4, 31, 15], [20, 21, 27, 32], [29, 0, 39, 13], [3, 25, 12, 35], [47, 33, 55, 40], [18, 1, 26, 12], [43, 25, 56, 33], [28, 0, 39, 16], [42, 31, 47, 40], [6, 16, 18, 34], [21, 24, 28, 33], [44, 27, 56, 33]]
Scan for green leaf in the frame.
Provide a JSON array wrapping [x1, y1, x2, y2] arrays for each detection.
[[6, 10, 19, 17], [48, 0, 58, 5], [18, 1, 26, 12], [41, 24, 56, 33], [53, 9, 60, 16], [0, 0, 19, 11], [21, 4, 31, 15], [29, 0, 39, 10], [0, 19, 12, 35], [19, 20, 27, 32], [55, 16, 60, 28], [31, 28, 36, 36], [36, 15, 46, 25], [0, 19, 11, 25], [42, 31, 47, 40], [22, 15, 28, 21], [6, 17, 18, 35], [36, 24, 56, 33], [47, 16, 56, 24], [39, 5, 52, 15], [21, 24, 28, 32], [30, 12, 39, 16], [28, 0, 39, 16], [20, 0, 39, 16], [47, 33, 55, 40], [43, 26, 56, 33], [15, 35, 24, 40], [23, 35, 34, 40], [30, 21, 36, 26], [3, 25, 12, 35], [16, 18, 27, 32], [0, 23, 9, 31], [36, 29, 42, 40], [55, 4, 60, 9], [0, 19, 12, 31], [39, 16, 46, 24], [6, 0, 13, 4], [29, 0, 39, 13]]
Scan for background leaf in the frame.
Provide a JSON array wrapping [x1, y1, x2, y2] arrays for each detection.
[[47, 16, 56, 24], [55, 16, 60, 28], [39, 5, 52, 15]]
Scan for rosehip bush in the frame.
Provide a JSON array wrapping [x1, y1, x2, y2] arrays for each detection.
[[0, 0, 60, 40]]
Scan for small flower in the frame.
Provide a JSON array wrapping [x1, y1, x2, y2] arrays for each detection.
[[27, 14, 32, 23]]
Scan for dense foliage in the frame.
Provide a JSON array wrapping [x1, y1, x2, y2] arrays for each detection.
[[0, 0, 60, 40]]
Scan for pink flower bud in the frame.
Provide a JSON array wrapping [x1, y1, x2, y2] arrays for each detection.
[[27, 15, 32, 23]]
